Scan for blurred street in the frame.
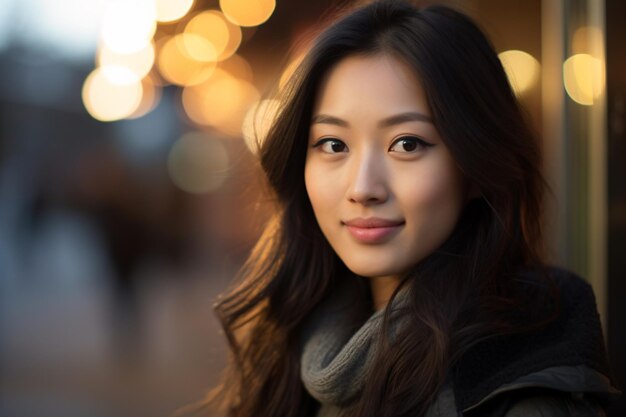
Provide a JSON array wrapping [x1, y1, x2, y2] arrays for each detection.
[[1, 221, 232, 417]]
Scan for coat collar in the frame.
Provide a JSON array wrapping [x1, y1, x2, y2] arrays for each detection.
[[461, 364, 620, 413]]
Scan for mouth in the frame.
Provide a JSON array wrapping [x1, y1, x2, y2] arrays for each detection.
[[342, 217, 405, 244]]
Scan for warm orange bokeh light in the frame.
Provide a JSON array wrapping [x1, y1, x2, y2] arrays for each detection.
[[178, 33, 219, 63], [498, 50, 540, 95], [82, 66, 143, 122], [563, 54, 605, 105], [219, 54, 253, 82], [128, 75, 162, 119], [572, 26, 603, 55], [219, 15, 243, 61], [183, 11, 236, 62], [97, 42, 155, 79], [182, 68, 232, 124], [155, 0, 195, 23], [157, 35, 216, 86], [182, 69, 260, 135], [219, 0, 276, 27]]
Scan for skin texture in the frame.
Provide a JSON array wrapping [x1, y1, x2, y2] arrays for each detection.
[[305, 54, 470, 311]]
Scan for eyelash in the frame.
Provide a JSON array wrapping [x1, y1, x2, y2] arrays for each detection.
[[311, 135, 434, 154]]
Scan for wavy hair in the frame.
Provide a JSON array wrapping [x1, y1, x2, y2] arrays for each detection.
[[178, 1, 557, 416]]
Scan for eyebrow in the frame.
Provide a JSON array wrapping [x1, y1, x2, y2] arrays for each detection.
[[310, 111, 433, 128]]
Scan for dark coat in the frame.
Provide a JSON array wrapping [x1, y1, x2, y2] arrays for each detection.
[[427, 267, 620, 417]]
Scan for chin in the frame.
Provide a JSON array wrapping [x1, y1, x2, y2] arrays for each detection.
[[343, 261, 405, 279]]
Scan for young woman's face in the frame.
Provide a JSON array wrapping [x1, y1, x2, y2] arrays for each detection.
[[305, 54, 469, 280]]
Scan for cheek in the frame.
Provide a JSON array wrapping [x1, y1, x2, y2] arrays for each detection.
[[304, 162, 339, 213], [400, 162, 465, 221], [304, 163, 320, 209]]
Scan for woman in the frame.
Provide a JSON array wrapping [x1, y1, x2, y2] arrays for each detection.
[[184, 1, 619, 416]]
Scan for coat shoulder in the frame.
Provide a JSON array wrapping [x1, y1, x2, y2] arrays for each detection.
[[454, 265, 614, 410], [504, 392, 605, 417]]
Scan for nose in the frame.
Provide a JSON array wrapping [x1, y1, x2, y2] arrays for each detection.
[[345, 149, 389, 205]]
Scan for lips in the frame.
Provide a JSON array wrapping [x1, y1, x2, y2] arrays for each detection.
[[342, 217, 405, 243]]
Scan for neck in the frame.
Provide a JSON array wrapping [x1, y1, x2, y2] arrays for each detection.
[[368, 275, 401, 311]]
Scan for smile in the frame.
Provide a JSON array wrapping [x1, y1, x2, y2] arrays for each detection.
[[342, 217, 405, 244]]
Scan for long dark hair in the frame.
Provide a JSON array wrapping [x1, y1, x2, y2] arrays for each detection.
[[180, 1, 557, 416]]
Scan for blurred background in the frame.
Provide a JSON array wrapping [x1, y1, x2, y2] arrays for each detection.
[[0, 0, 624, 416]]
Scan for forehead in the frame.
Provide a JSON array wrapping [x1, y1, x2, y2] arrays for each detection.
[[312, 54, 430, 117]]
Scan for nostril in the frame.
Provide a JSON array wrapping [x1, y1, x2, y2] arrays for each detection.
[[347, 192, 385, 205]]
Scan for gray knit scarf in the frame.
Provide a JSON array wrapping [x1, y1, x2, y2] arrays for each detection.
[[300, 279, 412, 406]]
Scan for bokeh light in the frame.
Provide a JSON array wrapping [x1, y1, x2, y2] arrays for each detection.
[[182, 11, 231, 62], [218, 15, 243, 61], [155, 0, 195, 23], [242, 99, 280, 155], [157, 35, 216, 86], [82, 66, 143, 122], [182, 69, 260, 135], [128, 75, 162, 119], [563, 54, 605, 105], [498, 50, 540, 95], [219, 54, 253, 82], [97, 42, 155, 79], [101, 0, 157, 54], [167, 132, 230, 194], [182, 68, 231, 125], [219, 0, 276, 27], [572, 26, 603, 55]]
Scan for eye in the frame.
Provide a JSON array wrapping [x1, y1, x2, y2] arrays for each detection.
[[312, 138, 348, 153], [388, 135, 434, 153]]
